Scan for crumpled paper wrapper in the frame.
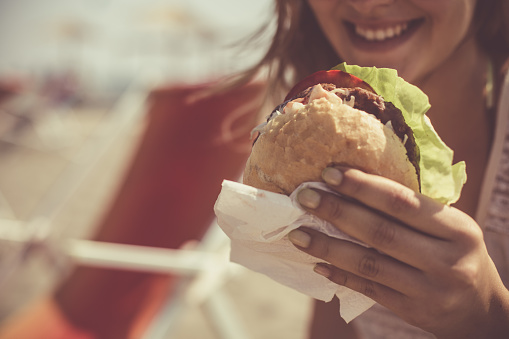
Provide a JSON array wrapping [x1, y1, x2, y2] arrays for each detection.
[[214, 179, 376, 323]]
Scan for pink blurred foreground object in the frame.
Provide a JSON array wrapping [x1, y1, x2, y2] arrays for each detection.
[[0, 298, 94, 339], [50, 80, 266, 338]]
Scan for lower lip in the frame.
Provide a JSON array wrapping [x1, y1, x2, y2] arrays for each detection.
[[344, 19, 424, 53]]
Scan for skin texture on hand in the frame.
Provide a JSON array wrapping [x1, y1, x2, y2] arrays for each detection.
[[288, 166, 509, 339]]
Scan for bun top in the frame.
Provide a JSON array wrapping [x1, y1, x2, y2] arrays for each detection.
[[243, 84, 420, 194]]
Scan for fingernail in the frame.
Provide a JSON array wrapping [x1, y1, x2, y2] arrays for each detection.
[[322, 167, 343, 186], [297, 188, 321, 209], [314, 264, 331, 278], [288, 229, 311, 248]]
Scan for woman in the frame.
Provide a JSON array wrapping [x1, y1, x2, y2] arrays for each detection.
[[240, 0, 509, 338]]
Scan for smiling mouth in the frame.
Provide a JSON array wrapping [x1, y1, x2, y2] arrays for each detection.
[[345, 18, 424, 43]]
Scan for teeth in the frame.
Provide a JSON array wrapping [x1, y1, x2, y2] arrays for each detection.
[[355, 23, 408, 41]]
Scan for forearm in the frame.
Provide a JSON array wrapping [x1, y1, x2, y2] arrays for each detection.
[[486, 287, 509, 339], [435, 285, 509, 339], [470, 286, 509, 339]]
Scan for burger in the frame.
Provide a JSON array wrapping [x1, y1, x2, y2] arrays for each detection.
[[242, 63, 466, 204], [214, 64, 466, 316], [243, 69, 420, 194]]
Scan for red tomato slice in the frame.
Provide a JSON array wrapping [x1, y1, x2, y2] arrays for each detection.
[[284, 70, 376, 101]]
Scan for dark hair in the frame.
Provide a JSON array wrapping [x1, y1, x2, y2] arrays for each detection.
[[474, 0, 509, 66], [241, 0, 509, 96]]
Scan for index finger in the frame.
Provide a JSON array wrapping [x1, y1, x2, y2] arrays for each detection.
[[321, 167, 465, 239]]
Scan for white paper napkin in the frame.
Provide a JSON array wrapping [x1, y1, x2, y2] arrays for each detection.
[[214, 180, 376, 323]]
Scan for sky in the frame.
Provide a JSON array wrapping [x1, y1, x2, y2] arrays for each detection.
[[0, 0, 273, 88]]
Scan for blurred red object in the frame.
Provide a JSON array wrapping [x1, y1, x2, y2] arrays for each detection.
[[53, 81, 266, 338], [0, 77, 25, 104], [0, 299, 94, 339]]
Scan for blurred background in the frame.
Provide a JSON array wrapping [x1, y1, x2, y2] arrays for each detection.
[[0, 0, 269, 92], [0, 0, 313, 338]]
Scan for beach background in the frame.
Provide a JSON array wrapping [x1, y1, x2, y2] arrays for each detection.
[[0, 1, 314, 338]]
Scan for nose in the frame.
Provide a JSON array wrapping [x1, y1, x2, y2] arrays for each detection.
[[348, 0, 395, 14]]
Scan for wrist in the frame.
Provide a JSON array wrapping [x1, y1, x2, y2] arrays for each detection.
[[485, 286, 509, 339], [449, 286, 509, 339]]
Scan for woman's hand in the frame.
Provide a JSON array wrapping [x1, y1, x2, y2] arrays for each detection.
[[288, 166, 509, 338]]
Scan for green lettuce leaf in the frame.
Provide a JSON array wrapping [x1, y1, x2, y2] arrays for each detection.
[[332, 62, 466, 205]]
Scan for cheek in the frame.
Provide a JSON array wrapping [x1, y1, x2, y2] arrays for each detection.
[[426, 2, 476, 52], [404, 1, 476, 81], [306, 0, 338, 9], [306, 0, 343, 21], [416, 0, 476, 30], [306, 1, 346, 47]]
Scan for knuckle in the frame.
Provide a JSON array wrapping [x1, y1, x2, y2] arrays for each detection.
[[435, 254, 480, 288], [438, 220, 484, 286], [330, 268, 349, 286], [357, 254, 381, 278], [323, 196, 345, 222], [314, 236, 333, 260], [385, 187, 419, 216], [451, 260, 481, 287], [344, 171, 364, 196], [435, 291, 461, 317], [369, 218, 396, 247], [455, 219, 484, 247], [360, 280, 377, 299]]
